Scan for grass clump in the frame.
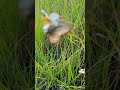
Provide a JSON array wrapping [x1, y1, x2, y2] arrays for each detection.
[[35, 0, 85, 89]]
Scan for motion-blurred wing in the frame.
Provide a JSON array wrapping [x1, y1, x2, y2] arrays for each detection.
[[48, 24, 72, 45], [54, 24, 72, 36], [48, 34, 61, 45]]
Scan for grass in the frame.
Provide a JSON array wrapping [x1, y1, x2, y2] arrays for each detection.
[[85, 0, 120, 90], [0, 0, 34, 89], [35, 0, 85, 89], [1, 0, 119, 90]]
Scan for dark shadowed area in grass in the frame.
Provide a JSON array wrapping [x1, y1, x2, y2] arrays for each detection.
[[0, 0, 34, 89], [86, 0, 120, 90]]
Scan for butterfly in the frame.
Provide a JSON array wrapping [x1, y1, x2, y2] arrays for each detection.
[[41, 10, 72, 45]]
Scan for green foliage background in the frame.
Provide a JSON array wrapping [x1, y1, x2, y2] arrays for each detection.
[[35, 0, 85, 89]]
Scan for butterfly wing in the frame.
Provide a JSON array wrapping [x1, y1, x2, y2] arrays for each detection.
[[54, 24, 72, 36], [48, 34, 61, 45], [48, 24, 72, 45]]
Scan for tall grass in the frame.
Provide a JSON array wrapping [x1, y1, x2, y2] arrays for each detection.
[[0, 0, 34, 89], [86, 0, 120, 90], [35, 0, 85, 89]]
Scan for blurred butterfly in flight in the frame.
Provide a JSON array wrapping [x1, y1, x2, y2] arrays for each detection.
[[41, 10, 73, 45]]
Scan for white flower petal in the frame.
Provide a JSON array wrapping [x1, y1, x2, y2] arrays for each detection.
[[79, 69, 85, 74]]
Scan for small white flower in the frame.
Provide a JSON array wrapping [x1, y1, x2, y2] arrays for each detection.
[[79, 69, 85, 74]]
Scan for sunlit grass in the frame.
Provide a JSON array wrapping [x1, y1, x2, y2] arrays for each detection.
[[35, 0, 85, 89]]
